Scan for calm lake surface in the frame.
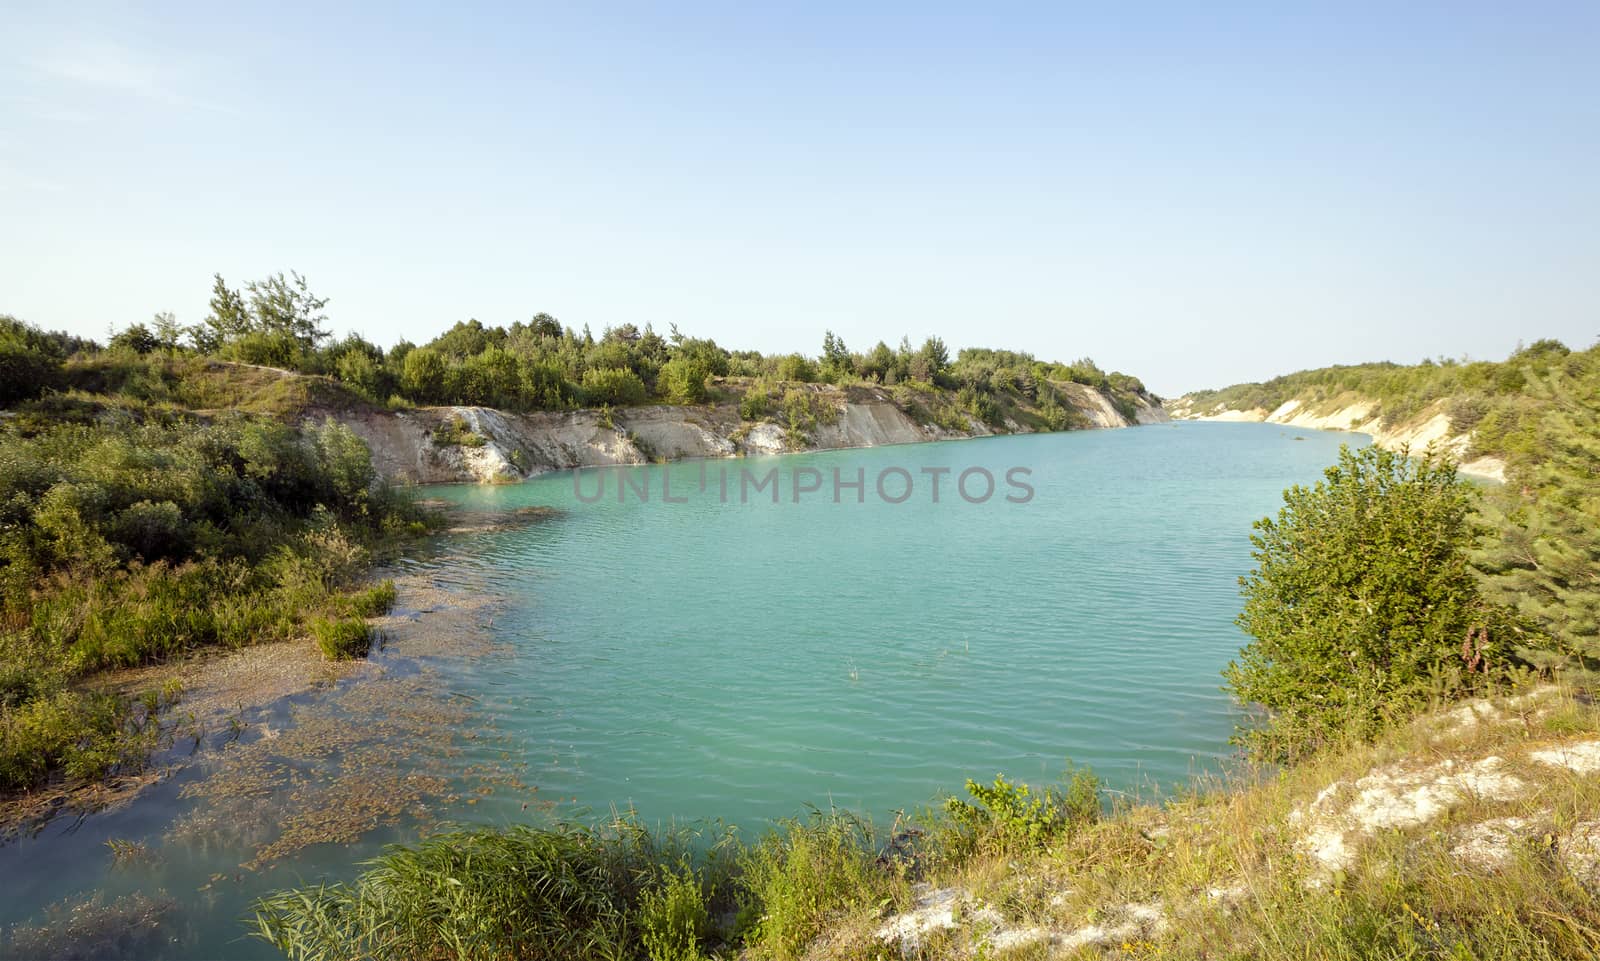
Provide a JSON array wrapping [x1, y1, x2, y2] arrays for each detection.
[[0, 422, 1357, 958]]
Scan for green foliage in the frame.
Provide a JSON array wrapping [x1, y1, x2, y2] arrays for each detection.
[[430, 415, 486, 447], [943, 769, 1100, 850], [0, 314, 69, 404], [659, 356, 711, 404], [346, 580, 397, 618], [581, 366, 649, 406], [252, 820, 698, 961], [778, 388, 838, 446], [1186, 339, 1590, 440], [1475, 366, 1600, 679], [311, 616, 372, 660], [0, 689, 145, 790], [739, 383, 773, 420], [1225, 445, 1531, 760], [0, 384, 431, 791], [401, 347, 448, 402], [639, 867, 711, 961], [109, 323, 159, 354], [773, 353, 816, 383], [736, 812, 894, 961]]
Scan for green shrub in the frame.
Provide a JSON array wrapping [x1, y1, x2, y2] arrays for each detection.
[[659, 357, 711, 404], [312, 616, 372, 660], [640, 867, 711, 961], [347, 579, 396, 618], [778, 388, 838, 446], [0, 687, 153, 791], [737, 812, 895, 961], [930, 401, 970, 433], [943, 768, 1100, 850], [739, 385, 772, 420], [1225, 445, 1532, 760], [773, 354, 816, 383], [581, 367, 649, 406], [431, 415, 486, 447]]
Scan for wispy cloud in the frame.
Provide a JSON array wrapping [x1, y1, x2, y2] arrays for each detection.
[[0, 165, 70, 196], [22, 37, 236, 115]]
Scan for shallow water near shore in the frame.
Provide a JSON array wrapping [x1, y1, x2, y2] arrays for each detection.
[[0, 421, 1357, 958]]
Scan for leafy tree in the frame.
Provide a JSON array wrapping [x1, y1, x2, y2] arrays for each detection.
[[859, 341, 896, 383], [1225, 444, 1531, 760], [528, 312, 563, 339], [195, 273, 250, 352], [774, 353, 816, 383], [335, 351, 388, 401], [401, 348, 448, 402], [658, 357, 710, 404], [109, 323, 159, 355], [245, 271, 330, 351], [667, 332, 730, 377], [0, 315, 66, 404], [427, 319, 505, 358], [821, 330, 851, 374], [909, 336, 949, 383], [151, 311, 185, 352]]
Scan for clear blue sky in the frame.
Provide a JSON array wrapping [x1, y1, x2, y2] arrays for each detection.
[[2, 1, 1595, 395]]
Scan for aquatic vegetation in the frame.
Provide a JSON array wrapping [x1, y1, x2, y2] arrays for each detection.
[[170, 583, 535, 872], [3, 891, 178, 961], [104, 837, 153, 865]]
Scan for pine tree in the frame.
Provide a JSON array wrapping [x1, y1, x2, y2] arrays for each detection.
[[1475, 368, 1600, 678]]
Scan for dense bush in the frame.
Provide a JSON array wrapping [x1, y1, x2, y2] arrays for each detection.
[[1186, 339, 1588, 439], [580, 366, 649, 406], [64, 272, 1159, 429], [0, 398, 430, 790], [1195, 340, 1600, 696], [658, 356, 711, 404], [1225, 445, 1532, 760], [0, 315, 73, 404]]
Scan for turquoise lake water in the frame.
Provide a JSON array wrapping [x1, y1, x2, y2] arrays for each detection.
[[0, 421, 1358, 958]]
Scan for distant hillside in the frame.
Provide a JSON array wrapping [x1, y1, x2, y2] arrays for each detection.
[[1168, 339, 1599, 482], [1173, 338, 1600, 683]]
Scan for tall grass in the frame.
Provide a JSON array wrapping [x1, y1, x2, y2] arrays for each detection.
[[253, 819, 726, 961]]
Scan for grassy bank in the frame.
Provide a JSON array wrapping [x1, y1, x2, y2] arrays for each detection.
[[0, 354, 434, 796], [251, 686, 1600, 960]]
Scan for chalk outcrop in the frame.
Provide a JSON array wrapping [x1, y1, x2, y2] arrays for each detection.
[[1165, 393, 1506, 481], [332, 384, 1167, 485]]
